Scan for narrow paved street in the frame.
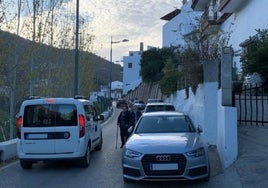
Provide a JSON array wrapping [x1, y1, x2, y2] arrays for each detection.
[[1, 106, 268, 188]]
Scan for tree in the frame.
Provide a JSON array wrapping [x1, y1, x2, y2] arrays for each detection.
[[140, 47, 174, 83], [241, 29, 268, 85], [159, 58, 179, 96]]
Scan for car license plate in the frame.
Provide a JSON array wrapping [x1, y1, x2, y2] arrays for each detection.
[[26, 133, 48, 139], [150, 163, 178, 171]]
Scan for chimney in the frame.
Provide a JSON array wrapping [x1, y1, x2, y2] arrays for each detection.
[[140, 42, 144, 52]]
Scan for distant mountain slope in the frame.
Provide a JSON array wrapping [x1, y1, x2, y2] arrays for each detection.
[[0, 29, 122, 98]]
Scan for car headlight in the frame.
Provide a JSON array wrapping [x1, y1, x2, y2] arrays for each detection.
[[186, 147, 205, 157], [125, 149, 142, 159]]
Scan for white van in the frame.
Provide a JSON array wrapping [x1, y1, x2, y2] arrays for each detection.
[[17, 96, 103, 169]]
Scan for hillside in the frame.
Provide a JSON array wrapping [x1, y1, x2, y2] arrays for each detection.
[[0, 29, 122, 112], [0, 30, 122, 93]]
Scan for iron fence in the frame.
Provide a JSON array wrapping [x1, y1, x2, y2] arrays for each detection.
[[232, 84, 268, 126]]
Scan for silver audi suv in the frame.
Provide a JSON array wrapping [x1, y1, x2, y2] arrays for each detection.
[[121, 111, 210, 182]]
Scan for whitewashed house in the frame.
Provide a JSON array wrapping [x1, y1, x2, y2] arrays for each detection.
[[122, 43, 143, 95], [161, 2, 201, 48], [191, 0, 268, 72], [111, 81, 123, 99]]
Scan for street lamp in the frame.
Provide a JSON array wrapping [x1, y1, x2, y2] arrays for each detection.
[[109, 36, 129, 100], [74, 0, 79, 96]]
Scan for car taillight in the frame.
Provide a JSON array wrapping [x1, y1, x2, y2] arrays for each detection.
[[79, 114, 85, 137], [17, 116, 22, 139]]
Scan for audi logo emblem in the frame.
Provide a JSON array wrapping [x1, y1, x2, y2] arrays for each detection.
[[156, 155, 171, 162]]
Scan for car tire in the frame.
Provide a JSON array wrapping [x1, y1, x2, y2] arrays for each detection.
[[203, 174, 210, 182], [80, 144, 91, 168], [20, 159, 33, 169], [95, 134, 103, 151], [123, 177, 132, 183]]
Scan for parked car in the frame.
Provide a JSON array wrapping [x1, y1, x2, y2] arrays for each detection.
[[133, 100, 146, 111], [122, 111, 210, 182], [116, 99, 128, 108], [147, 98, 164, 103], [17, 96, 104, 169], [143, 102, 176, 113]]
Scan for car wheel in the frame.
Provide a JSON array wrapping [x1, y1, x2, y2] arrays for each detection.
[[123, 176, 136, 183], [20, 159, 33, 169], [123, 177, 131, 183], [95, 134, 103, 151], [203, 174, 210, 182], [80, 144, 90, 168]]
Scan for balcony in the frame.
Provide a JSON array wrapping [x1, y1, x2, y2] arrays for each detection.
[[200, 5, 219, 34], [218, 0, 246, 13], [216, 12, 232, 24], [191, 0, 210, 11]]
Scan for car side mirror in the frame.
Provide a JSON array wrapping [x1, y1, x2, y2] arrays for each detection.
[[94, 115, 104, 121], [86, 114, 92, 121]]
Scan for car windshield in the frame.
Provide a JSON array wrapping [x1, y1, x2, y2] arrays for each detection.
[[145, 105, 175, 112], [135, 115, 196, 133], [134, 100, 144, 104]]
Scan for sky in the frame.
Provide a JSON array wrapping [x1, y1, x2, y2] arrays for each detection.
[[75, 0, 182, 65], [1, 0, 182, 65]]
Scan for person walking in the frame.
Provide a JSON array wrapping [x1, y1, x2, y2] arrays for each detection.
[[129, 104, 142, 129], [117, 105, 131, 148]]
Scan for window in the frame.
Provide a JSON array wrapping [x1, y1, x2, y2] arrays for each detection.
[[128, 62, 133, 68], [84, 105, 97, 120], [23, 104, 77, 127], [135, 115, 195, 133]]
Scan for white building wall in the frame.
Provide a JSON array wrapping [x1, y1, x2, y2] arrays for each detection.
[[162, 2, 201, 48], [203, 82, 218, 144], [217, 89, 238, 168], [166, 83, 237, 168], [166, 85, 204, 133], [220, 0, 268, 71], [123, 51, 142, 94]]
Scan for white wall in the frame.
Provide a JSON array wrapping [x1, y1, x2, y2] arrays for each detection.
[[166, 83, 237, 168], [217, 92, 238, 168], [162, 2, 201, 48], [221, 0, 268, 71], [123, 51, 141, 94]]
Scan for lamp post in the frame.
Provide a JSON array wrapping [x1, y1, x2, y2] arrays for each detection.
[[109, 36, 129, 100], [74, 0, 79, 96]]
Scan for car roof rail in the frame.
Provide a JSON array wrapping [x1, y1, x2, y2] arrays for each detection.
[[74, 95, 88, 100], [28, 96, 41, 100]]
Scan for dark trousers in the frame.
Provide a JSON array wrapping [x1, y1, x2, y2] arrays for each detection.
[[120, 125, 128, 145]]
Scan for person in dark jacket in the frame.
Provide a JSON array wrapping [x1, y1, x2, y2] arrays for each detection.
[[117, 105, 131, 148], [129, 104, 142, 129]]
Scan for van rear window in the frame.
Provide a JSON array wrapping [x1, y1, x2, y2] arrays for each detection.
[[23, 104, 77, 127]]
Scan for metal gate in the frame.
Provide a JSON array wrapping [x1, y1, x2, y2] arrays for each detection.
[[232, 85, 268, 126]]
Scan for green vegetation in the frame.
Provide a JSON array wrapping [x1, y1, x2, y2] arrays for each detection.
[[241, 29, 268, 87], [140, 47, 203, 96], [159, 58, 179, 95], [140, 48, 166, 82]]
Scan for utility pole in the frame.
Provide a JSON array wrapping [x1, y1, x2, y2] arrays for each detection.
[[74, 0, 79, 95], [109, 37, 129, 100]]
